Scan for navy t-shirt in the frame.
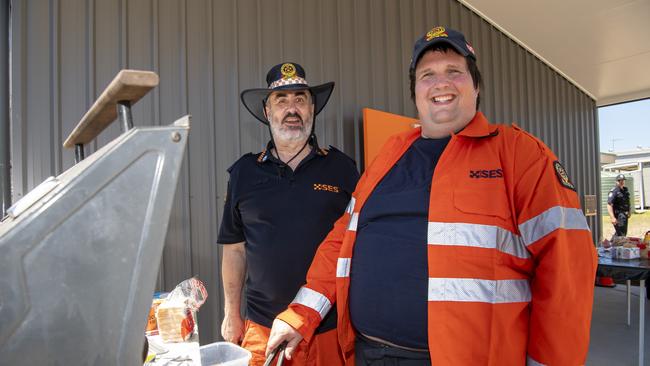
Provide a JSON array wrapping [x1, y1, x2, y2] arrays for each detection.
[[349, 135, 449, 349], [218, 143, 359, 332]]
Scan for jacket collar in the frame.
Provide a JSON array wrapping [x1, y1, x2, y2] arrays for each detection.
[[256, 137, 327, 164], [454, 112, 498, 138]]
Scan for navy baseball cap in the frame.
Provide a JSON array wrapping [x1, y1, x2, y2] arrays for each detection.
[[616, 174, 626, 181], [409, 26, 476, 71], [240, 62, 334, 125]]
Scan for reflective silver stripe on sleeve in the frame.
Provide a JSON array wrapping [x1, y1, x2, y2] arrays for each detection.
[[291, 287, 332, 319], [336, 257, 351, 278], [347, 212, 359, 231], [518, 206, 590, 246], [428, 278, 531, 303], [346, 197, 356, 215], [526, 355, 545, 366], [427, 222, 530, 259]]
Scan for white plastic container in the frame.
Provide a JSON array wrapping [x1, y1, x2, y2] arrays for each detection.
[[616, 246, 640, 259], [200, 342, 252, 366]]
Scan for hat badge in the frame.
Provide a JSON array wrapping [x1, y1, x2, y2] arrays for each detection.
[[425, 26, 448, 41], [280, 63, 297, 79]]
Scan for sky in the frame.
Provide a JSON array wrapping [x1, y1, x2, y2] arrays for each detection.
[[598, 98, 650, 153]]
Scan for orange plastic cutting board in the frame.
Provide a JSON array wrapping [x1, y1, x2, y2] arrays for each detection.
[[362, 108, 419, 168]]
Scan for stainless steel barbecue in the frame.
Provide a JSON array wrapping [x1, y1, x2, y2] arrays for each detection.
[[0, 70, 190, 365]]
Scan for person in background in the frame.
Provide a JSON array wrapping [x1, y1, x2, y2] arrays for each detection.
[[217, 62, 358, 366], [608, 173, 631, 237], [267, 26, 597, 365]]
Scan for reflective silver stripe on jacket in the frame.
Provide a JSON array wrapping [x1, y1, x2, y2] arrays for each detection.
[[347, 212, 359, 231], [291, 287, 332, 319], [518, 206, 590, 246], [526, 355, 546, 366], [346, 197, 356, 215], [337, 257, 351, 277], [428, 278, 531, 303], [428, 222, 531, 259]]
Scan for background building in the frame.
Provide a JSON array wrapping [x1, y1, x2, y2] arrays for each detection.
[[602, 148, 650, 210]]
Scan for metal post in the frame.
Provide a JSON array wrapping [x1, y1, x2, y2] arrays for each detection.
[[74, 144, 85, 164], [639, 162, 645, 210], [117, 100, 133, 132], [0, 0, 10, 216], [640, 279, 646, 366], [627, 279, 631, 326]]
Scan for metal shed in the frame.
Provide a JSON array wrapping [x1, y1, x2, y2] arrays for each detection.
[[3, 0, 600, 344]]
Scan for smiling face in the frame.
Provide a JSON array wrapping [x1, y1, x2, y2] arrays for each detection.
[[265, 90, 314, 143], [414, 49, 479, 138]]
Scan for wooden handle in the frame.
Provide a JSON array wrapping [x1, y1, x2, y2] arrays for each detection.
[[63, 70, 159, 148]]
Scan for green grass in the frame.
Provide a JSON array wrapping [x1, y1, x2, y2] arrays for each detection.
[[601, 211, 650, 240]]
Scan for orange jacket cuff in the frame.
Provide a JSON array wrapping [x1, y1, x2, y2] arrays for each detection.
[[276, 307, 321, 343]]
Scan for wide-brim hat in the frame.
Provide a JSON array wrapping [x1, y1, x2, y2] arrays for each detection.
[[240, 62, 335, 125]]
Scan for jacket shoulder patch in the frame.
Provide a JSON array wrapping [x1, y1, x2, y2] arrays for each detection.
[[553, 161, 575, 191]]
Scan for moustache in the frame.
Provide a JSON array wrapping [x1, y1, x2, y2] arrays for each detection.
[[282, 113, 303, 124]]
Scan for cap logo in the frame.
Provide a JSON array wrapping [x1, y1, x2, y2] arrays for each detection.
[[281, 63, 297, 79], [425, 26, 448, 41]]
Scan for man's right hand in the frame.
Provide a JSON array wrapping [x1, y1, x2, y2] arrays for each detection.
[[266, 319, 303, 360], [221, 312, 245, 344], [610, 217, 618, 225]]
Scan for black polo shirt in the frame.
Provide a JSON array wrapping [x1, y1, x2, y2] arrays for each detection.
[[218, 142, 359, 332]]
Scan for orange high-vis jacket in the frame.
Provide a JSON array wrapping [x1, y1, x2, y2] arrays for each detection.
[[277, 112, 597, 366]]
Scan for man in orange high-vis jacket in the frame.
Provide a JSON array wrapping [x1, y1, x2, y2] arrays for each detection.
[[266, 26, 597, 366]]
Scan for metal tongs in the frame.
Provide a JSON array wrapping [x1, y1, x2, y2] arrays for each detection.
[[263, 341, 288, 366]]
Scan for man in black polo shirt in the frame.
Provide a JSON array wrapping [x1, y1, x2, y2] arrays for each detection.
[[218, 62, 358, 366]]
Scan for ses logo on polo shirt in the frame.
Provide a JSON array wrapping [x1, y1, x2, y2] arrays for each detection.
[[313, 183, 340, 193], [469, 168, 503, 179]]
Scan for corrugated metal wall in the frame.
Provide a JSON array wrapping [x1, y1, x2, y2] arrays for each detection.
[[9, 0, 600, 344]]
